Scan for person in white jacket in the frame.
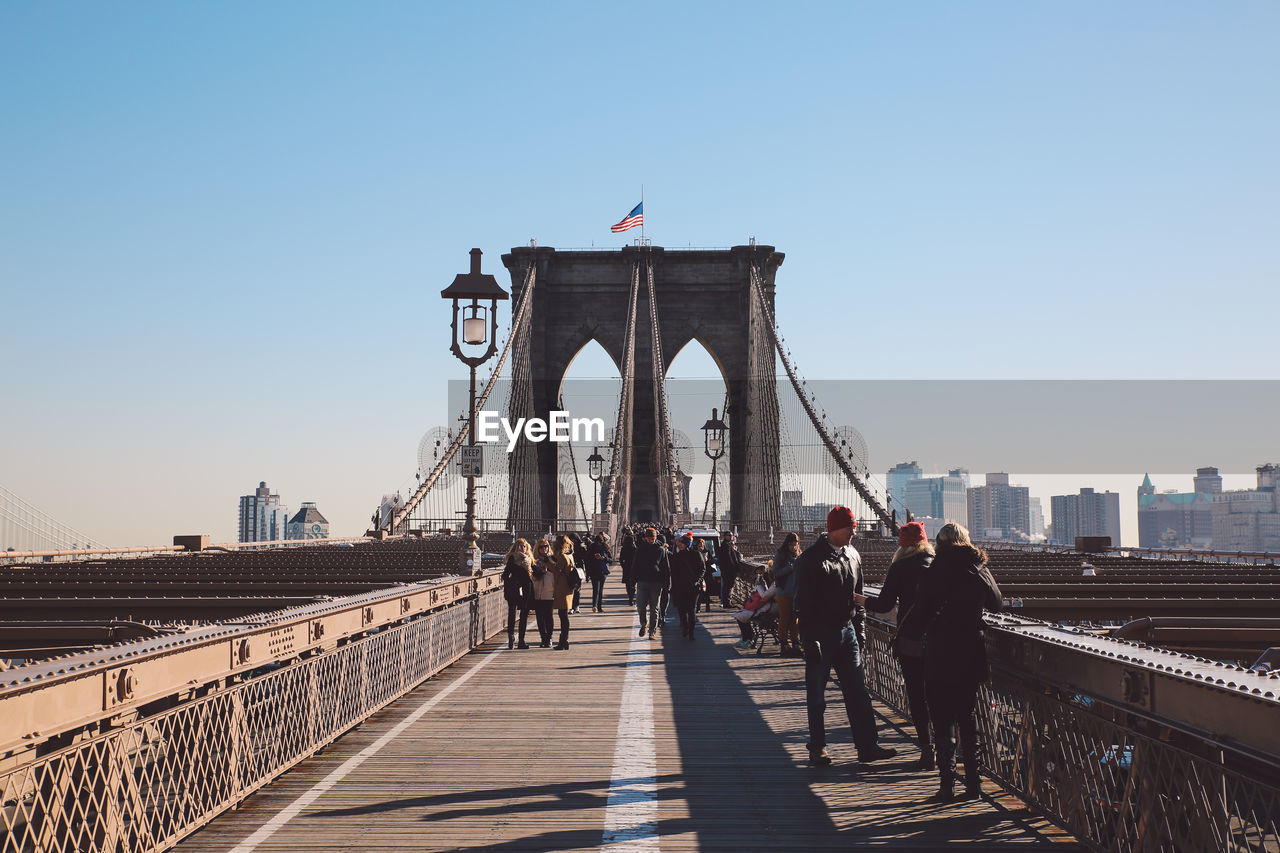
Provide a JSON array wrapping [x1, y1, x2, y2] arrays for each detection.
[[733, 566, 777, 649]]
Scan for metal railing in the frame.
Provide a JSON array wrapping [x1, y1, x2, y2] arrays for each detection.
[[0, 573, 505, 853], [861, 597, 1280, 852]]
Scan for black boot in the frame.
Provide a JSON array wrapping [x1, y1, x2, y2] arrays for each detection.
[[961, 765, 982, 799], [928, 770, 955, 803], [917, 743, 936, 771]]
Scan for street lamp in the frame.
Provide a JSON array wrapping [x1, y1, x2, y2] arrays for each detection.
[[441, 248, 509, 575], [701, 407, 728, 527], [587, 447, 605, 519]]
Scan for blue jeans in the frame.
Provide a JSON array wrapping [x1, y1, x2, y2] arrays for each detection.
[[803, 625, 878, 751]]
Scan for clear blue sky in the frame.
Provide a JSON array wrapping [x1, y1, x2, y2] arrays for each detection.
[[3, 2, 1277, 545]]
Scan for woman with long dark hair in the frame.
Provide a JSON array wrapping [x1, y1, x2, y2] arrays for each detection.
[[915, 522, 1001, 802], [771, 532, 802, 657], [586, 532, 613, 612], [501, 538, 535, 650]]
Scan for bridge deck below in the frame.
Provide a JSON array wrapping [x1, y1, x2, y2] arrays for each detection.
[[178, 586, 1076, 851]]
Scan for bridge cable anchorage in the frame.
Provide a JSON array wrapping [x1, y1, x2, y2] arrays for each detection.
[[602, 259, 642, 539], [386, 261, 538, 534], [645, 257, 682, 523], [748, 263, 898, 534]]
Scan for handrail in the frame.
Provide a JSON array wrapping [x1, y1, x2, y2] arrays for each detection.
[[860, 584, 1280, 849], [0, 570, 503, 753], [0, 572, 506, 853]]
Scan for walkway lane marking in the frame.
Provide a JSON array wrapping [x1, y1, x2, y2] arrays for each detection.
[[228, 647, 503, 853], [601, 611, 659, 851]]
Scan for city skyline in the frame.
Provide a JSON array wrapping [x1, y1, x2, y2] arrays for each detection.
[[3, 3, 1277, 546]]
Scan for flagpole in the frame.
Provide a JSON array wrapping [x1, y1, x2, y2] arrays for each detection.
[[641, 185, 645, 244]]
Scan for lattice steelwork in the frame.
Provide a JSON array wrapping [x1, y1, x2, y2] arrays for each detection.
[[0, 589, 503, 853], [862, 615, 1280, 852]]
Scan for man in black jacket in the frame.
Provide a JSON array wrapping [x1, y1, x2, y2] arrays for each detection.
[[717, 532, 743, 607], [631, 527, 671, 639], [794, 506, 896, 766]]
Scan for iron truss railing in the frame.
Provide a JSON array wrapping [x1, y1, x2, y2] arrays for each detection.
[[860, 589, 1280, 852], [0, 573, 505, 853]]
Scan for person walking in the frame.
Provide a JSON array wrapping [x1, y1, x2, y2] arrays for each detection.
[[657, 534, 674, 624], [631, 527, 671, 639], [620, 529, 638, 606], [718, 532, 744, 607], [701, 537, 721, 612], [586, 532, 613, 612], [550, 534, 578, 650], [531, 539, 557, 648], [857, 521, 935, 768], [501, 538, 535, 649], [794, 506, 897, 766], [568, 533, 588, 614], [670, 532, 706, 640], [772, 532, 802, 657], [913, 522, 1001, 802]]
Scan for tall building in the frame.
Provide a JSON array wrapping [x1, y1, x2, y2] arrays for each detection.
[[902, 472, 968, 526], [238, 481, 289, 543], [1210, 463, 1280, 552], [1029, 497, 1045, 541], [1137, 471, 1215, 549], [886, 461, 922, 515], [967, 473, 1031, 541], [287, 502, 330, 540], [781, 490, 804, 528], [1050, 488, 1122, 546]]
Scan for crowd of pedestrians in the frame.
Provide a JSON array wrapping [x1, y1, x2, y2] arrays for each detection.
[[500, 509, 1002, 805]]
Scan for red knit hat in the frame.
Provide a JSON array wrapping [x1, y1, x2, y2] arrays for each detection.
[[898, 521, 927, 547], [826, 505, 856, 533]]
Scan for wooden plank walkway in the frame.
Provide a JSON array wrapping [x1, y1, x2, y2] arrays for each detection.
[[178, 583, 1078, 851]]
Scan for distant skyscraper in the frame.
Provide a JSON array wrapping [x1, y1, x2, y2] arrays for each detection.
[[287, 502, 329, 540], [966, 473, 1031, 541], [1194, 467, 1224, 496], [902, 472, 968, 526], [1029, 497, 1045, 540], [1210, 463, 1280, 552], [1050, 488, 1121, 546], [239, 481, 289, 543], [886, 461, 922, 516], [1138, 471, 1214, 549]]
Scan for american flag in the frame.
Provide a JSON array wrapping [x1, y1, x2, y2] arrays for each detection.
[[610, 202, 643, 233]]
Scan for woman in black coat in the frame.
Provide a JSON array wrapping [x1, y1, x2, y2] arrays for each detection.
[[914, 522, 1001, 803], [669, 533, 706, 640], [859, 521, 935, 769], [585, 533, 613, 612], [501, 539, 535, 649]]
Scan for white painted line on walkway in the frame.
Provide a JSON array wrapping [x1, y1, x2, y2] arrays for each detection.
[[228, 647, 503, 853], [601, 611, 660, 851]]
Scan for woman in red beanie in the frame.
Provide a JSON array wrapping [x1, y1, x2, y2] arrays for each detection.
[[859, 520, 935, 769]]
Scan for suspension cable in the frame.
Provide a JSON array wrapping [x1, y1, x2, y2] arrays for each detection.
[[747, 263, 898, 534], [386, 261, 537, 533]]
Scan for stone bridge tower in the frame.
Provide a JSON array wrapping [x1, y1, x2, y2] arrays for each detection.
[[501, 244, 783, 528]]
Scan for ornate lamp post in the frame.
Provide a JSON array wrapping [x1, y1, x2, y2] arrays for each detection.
[[701, 407, 728, 527], [441, 248, 509, 575], [587, 447, 605, 519]]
